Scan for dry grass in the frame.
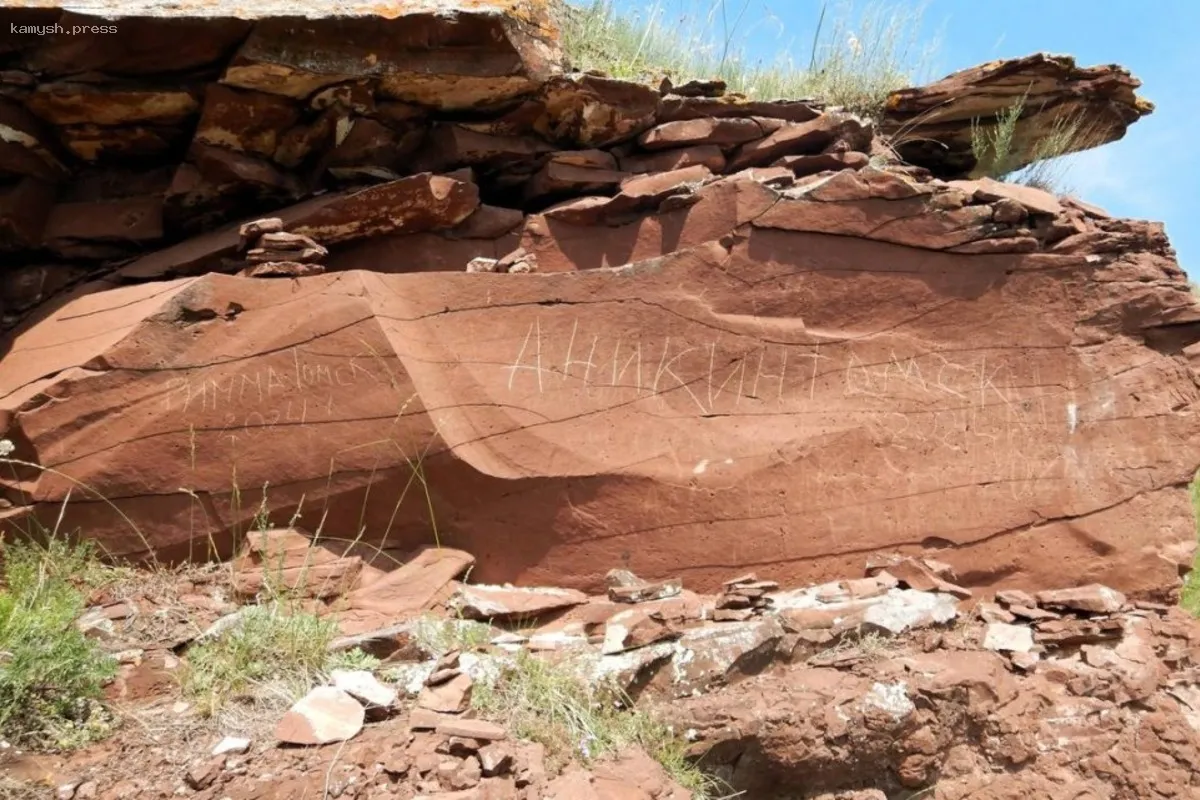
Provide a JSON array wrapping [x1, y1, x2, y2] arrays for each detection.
[[561, 0, 936, 116], [814, 627, 897, 664], [0, 776, 52, 800]]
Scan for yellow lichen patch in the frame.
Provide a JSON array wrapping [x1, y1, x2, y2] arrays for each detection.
[[26, 87, 200, 127]]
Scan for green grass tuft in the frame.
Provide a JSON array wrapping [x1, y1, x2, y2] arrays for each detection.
[[969, 90, 1105, 194], [181, 602, 364, 716], [472, 650, 723, 798], [1180, 471, 1200, 615], [411, 613, 494, 657], [0, 536, 119, 749]]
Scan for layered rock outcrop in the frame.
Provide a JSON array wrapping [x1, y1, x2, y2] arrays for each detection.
[[0, 2, 1195, 603]]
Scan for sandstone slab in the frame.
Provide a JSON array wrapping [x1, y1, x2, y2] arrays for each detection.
[[883, 53, 1153, 178], [436, 718, 507, 741], [1036, 584, 1127, 615], [275, 686, 364, 745], [417, 672, 473, 714], [340, 548, 475, 635], [453, 584, 589, 621], [117, 172, 478, 279], [1, 177, 1197, 601]]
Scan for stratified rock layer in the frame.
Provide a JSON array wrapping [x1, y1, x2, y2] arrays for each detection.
[[0, 2, 1194, 602], [884, 53, 1153, 177], [2, 168, 1196, 598]]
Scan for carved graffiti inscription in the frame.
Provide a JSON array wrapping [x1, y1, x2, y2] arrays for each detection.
[[158, 346, 390, 436], [501, 316, 1088, 499]]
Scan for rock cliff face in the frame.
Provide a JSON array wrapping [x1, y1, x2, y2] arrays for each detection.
[[0, 1, 1196, 600]]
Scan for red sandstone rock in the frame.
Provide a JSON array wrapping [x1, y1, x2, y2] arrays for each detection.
[[657, 95, 822, 123], [237, 217, 283, 250], [949, 176, 1063, 216], [601, 609, 678, 654], [436, 719, 507, 741], [1036, 584, 1127, 615], [118, 172, 479, 278], [605, 569, 682, 604], [417, 672, 473, 714], [773, 151, 870, 176], [537, 74, 660, 147], [240, 261, 326, 278], [275, 686, 364, 745], [883, 53, 1153, 178], [637, 117, 764, 150], [879, 557, 972, 600], [729, 115, 866, 171], [2, 173, 1197, 599], [617, 144, 727, 174], [339, 548, 474, 635], [453, 584, 589, 621], [230, 528, 363, 599]]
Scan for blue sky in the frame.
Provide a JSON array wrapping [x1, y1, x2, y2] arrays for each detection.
[[610, 0, 1198, 276]]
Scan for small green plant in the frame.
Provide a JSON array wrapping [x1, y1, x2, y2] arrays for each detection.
[[181, 602, 354, 716], [0, 535, 118, 749], [411, 613, 494, 656], [969, 91, 1102, 193], [1180, 470, 1200, 615], [327, 647, 382, 673], [472, 651, 722, 798]]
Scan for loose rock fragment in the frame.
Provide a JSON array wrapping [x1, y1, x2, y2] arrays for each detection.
[[453, 584, 588, 621], [211, 736, 250, 756], [236, 217, 283, 250], [1035, 584, 1127, 615], [184, 757, 224, 790], [417, 672, 473, 714], [605, 569, 683, 603], [239, 260, 325, 277], [331, 668, 397, 709], [982, 622, 1035, 653], [275, 687, 364, 745], [435, 718, 507, 741]]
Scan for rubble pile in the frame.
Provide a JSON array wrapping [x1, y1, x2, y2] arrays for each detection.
[[714, 573, 778, 620], [56, 531, 1200, 798]]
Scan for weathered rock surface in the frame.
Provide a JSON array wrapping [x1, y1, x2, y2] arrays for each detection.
[[275, 686, 365, 745], [662, 589, 1200, 799], [4, 13, 1196, 800], [2, 166, 1196, 599], [884, 53, 1154, 177], [0, 4, 1194, 612]]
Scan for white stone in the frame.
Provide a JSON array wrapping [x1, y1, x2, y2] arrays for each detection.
[[331, 669, 398, 708], [982, 622, 1035, 653], [861, 589, 958, 635], [861, 681, 915, 721], [211, 736, 251, 756], [275, 687, 364, 745]]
